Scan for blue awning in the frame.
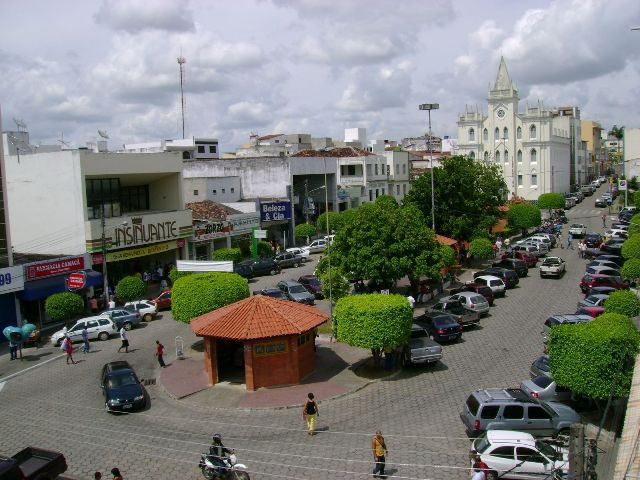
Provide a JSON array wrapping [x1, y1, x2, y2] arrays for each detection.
[[18, 270, 103, 301]]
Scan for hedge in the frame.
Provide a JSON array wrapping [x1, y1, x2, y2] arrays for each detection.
[[548, 313, 640, 399], [622, 258, 640, 281], [295, 223, 317, 239], [622, 235, 640, 259], [45, 292, 85, 321], [604, 290, 640, 317], [171, 272, 250, 323], [469, 238, 494, 259], [169, 266, 192, 285], [115, 276, 146, 302], [211, 247, 243, 263], [537, 192, 565, 211], [335, 294, 412, 365], [257, 241, 273, 257], [318, 268, 351, 302], [628, 214, 640, 237]]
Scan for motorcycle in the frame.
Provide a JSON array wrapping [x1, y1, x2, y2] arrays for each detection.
[[199, 452, 250, 480]]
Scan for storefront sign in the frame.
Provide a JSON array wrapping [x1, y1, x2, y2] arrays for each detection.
[[66, 272, 87, 290], [193, 213, 261, 242], [106, 240, 178, 263], [229, 213, 261, 232], [0, 265, 24, 294], [260, 201, 291, 222], [26, 255, 88, 281], [253, 341, 288, 356]]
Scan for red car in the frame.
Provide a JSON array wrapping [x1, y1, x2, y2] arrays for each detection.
[[576, 306, 605, 318], [579, 274, 628, 295], [501, 250, 537, 267], [150, 290, 171, 310], [450, 282, 495, 306]]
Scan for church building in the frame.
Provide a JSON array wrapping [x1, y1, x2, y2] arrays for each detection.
[[457, 57, 580, 201]]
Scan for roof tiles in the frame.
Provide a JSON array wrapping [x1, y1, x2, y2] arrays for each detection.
[[292, 147, 373, 158]]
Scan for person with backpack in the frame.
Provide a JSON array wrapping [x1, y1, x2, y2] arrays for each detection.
[[302, 392, 319, 435]]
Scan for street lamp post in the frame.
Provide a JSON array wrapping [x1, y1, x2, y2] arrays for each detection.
[[323, 157, 333, 329], [419, 103, 439, 231], [101, 204, 109, 304]]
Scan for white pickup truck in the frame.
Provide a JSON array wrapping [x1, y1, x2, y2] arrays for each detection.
[[539, 256, 566, 278]]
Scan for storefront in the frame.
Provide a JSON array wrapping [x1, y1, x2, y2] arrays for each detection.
[[0, 265, 24, 339], [189, 212, 261, 260], [259, 200, 292, 247]]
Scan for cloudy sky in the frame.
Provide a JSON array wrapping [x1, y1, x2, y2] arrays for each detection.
[[1, 0, 639, 152]]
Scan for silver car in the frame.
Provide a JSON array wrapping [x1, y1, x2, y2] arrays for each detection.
[[446, 292, 490, 316], [277, 280, 315, 305], [577, 294, 609, 310], [520, 375, 572, 403]]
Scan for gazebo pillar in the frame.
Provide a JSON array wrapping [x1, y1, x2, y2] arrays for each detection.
[[203, 337, 218, 385], [243, 341, 255, 391]]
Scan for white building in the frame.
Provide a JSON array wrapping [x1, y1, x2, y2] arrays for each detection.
[[624, 128, 640, 181], [122, 136, 219, 161], [457, 57, 572, 200]]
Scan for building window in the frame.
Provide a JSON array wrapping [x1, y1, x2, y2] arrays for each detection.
[[503, 127, 509, 140], [395, 164, 399, 174], [403, 184, 407, 195], [531, 171, 538, 186], [530, 125, 537, 139], [212, 189, 217, 195], [504, 150, 508, 163], [369, 190, 373, 201], [484, 151, 489, 162], [382, 188, 385, 195], [341, 165, 357, 176], [396, 185, 400, 195], [182, 151, 191, 160], [222, 188, 226, 194], [194, 190, 198, 196], [375, 188, 379, 198], [495, 151, 501, 163], [495, 127, 500, 140], [469, 128, 475, 142], [402, 164, 406, 174], [517, 126, 522, 140], [517, 150, 523, 163], [518, 174, 523, 187], [209, 145, 217, 153], [231, 187, 235, 193], [530, 149, 537, 163], [197, 145, 205, 153], [483, 128, 488, 141], [470, 151, 475, 160], [375, 164, 379, 175]]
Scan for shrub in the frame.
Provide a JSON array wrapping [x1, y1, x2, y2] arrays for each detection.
[[622, 258, 640, 281], [45, 292, 84, 321], [335, 293, 412, 365], [257, 240, 273, 257], [171, 272, 250, 323], [622, 235, 640, 259], [469, 238, 494, 259], [115, 276, 146, 302], [604, 290, 640, 317], [169, 266, 192, 285], [634, 191, 640, 209], [295, 223, 317, 240], [537, 193, 565, 211], [211, 247, 243, 263], [548, 313, 640, 399], [316, 211, 342, 233], [628, 214, 640, 237], [318, 268, 351, 302], [507, 203, 542, 232]]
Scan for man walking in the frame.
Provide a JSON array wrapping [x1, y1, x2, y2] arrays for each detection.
[[567, 232, 574, 250], [81, 325, 90, 354], [155, 340, 166, 367], [372, 430, 388, 478], [8, 336, 18, 360], [602, 213, 607, 228], [117, 326, 129, 353]]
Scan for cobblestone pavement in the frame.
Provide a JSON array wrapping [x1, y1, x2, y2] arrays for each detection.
[[0, 188, 616, 479]]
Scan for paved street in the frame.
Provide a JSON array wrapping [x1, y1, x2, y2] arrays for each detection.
[[0, 186, 618, 479]]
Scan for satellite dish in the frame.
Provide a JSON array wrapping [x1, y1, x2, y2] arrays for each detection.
[[98, 129, 110, 139]]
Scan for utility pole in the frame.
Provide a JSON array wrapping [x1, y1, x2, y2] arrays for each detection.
[[419, 103, 439, 231], [304, 179, 310, 224], [569, 423, 585, 479], [177, 55, 186, 138]]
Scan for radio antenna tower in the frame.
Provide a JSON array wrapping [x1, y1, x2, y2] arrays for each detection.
[[177, 54, 186, 139]]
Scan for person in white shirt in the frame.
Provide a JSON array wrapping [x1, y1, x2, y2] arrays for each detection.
[[407, 295, 415, 310], [117, 327, 129, 353], [108, 297, 116, 309], [471, 467, 485, 480]]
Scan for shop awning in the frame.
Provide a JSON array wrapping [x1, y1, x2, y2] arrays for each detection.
[[18, 270, 103, 301]]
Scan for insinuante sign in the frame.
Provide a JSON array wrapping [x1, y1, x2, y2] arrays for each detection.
[[114, 217, 178, 248]]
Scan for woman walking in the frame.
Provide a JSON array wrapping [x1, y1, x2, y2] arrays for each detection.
[[303, 392, 319, 435], [63, 336, 76, 364]]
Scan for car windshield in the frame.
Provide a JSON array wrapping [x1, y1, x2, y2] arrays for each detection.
[[469, 297, 482, 304], [535, 440, 561, 461], [571, 224, 582, 228], [411, 329, 427, 339], [533, 376, 553, 388], [473, 434, 491, 454], [108, 373, 138, 388], [544, 259, 560, 265], [306, 279, 320, 286], [534, 356, 550, 371], [433, 316, 453, 327], [289, 285, 307, 294]]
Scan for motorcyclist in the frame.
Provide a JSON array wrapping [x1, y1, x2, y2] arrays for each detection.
[[208, 434, 234, 471]]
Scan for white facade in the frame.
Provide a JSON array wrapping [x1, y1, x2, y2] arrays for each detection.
[[345, 127, 367, 145], [457, 57, 571, 200], [382, 151, 411, 201], [122, 136, 219, 161], [183, 176, 242, 203], [624, 128, 640, 180]]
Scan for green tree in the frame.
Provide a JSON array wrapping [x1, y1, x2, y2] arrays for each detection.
[[295, 223, 317, 243], [622, 258, 640, 283], [211, 247, 243, 263], [627, 214, 640, 237], [404, 155, 506, 240], [469, 238, 493, 259], [318, 268, 351, 303], [257, 240, 273, 257], [537, 193, 565, 212], [316, 211, 341, 234], [115, 276, 146, 302], [329, 196, 452, 290], [633, 191, 640, 209], [549, 313, 640, 399], [507, 203, 542, 234], [45, 292, 84, 322], [604, 290, 640, 317], [334, 293, 412, 366], [622, 235, 640, 259], [171, 272, 250, 323], [609, 125, 624, 140], [629, 176, 639, 191]]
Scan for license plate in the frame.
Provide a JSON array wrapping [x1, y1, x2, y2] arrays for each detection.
[[123, 404, 132, 409], [448, 335, 456, 340]]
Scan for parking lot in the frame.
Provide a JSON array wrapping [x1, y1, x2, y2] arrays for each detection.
[[0, 185, 618, 479]]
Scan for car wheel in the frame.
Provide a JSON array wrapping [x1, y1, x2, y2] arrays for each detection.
[[123, 322, 133, 331], [99, 332, 109, 341], [293, 262, 300, 268], [556, 428, 571, 438], [270, 269, 277, 275], [486, 472, 499, 480], [143, 313, 152, 322], [55, 338, 62, 347]]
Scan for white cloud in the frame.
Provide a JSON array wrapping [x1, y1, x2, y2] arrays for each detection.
[[337, 63, 412, 112], [470, 20, 504, 49], [95, 0, 195, 33]]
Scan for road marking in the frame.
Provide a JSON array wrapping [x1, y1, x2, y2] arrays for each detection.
[[0, 382, 4, 392], [0, 353, 66, 384]]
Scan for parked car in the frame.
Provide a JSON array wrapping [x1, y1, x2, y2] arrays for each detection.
[[415, 312, 463, 343], [541, 314, 593, 342], [520, 375, 572, 403], [600, 239, 624, 255], [580, 274, 628, 294], [610, 223, 629, 232], [473, 275, 506, 297], [233, 261, 254, 278], [297, 275, 322, 298], [619, 206, 637, 216], [446, 292, 490, 316], [604, 228, 628, 240], [539, 257, 566, 278], [50, 317, 117, 347], [474, 267, 519, 288], [100, 361, 146, 412], [501, 250, 537, 268], [273, 252, 304, 269], [250, 257, 281, 276], [595, 197, 607, 208], [594, 254, 624, 267], [285, 247, 310, 262], [588, 286, 618, 297], [303, 238, 327, 254], [449, 282, 495, 306], [529, 234, 554, 248], [516, 239, 549, 255], [402, 324, 443, 367], [277, 280, 315, 305], [102, 308, 142, 329], [428, 298, 481, 327], [509, 244, 542, 257], [585, 265, 621, 277], [576, 306, 605, 318], [492, 258, 528, 277], [569, 223, 587, 237], [581, 185, 594, 196], [253, 288, 288, 300], [150, 290, 171, 310], [577, 293, 609, 309], [123, 300, 157, 322], [587, 259, 621, 271], [473, 430, 569, 480], [460, 387, 581, 437], [584, 233, 603, 249], [530, 355, 551, 380]]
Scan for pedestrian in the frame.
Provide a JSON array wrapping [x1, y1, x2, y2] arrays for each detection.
[[472, 452, 490, 477], [471, 465, 485, 480], [303, 392, 319, 435], [88, 296, 98, 314], [492, 241, 498, 258], [63, 336, 76, 365], [143, 270, 150, 283], [602, 213, 607, 228], [160, 278, 168, 290], [567, 232, 574, 250], [110, 467, 123, 480], [117, 326, 129, 353], [108, 296, 116, 309], [496, 238, 503, 252], [9, 336, 18, 360], [407, 294, 415, 310], [557, 232, 563, 249], [94, 472, 102, 480], [155, 340, 166, 367], [372, 430, 388, 478], [81, 325, 90, 354]]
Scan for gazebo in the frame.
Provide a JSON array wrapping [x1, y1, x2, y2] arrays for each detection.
[[190, 295, 329, 391]]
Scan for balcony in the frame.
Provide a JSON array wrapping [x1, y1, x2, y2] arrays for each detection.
[[338, 175, 365, 186]]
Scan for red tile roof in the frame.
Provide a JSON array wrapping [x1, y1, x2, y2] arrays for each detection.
[[190, 295, 329, 340], [292, 147, 374, 157], [436, 234, 458, 246], [186, 200, 240, 221]]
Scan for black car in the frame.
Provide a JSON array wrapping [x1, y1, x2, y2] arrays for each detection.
[[253, 288, 288, 299], [600, 239, 623, 255], [473, 267, 519, 288], [588, 286, 618, 297], [584, 233, 602, 249], [415, 312, 462, 343], [273, 252, 304, 269], [492, 258, 528, 277], [595, 254, 624, 267], [250, 258, 281, 276], [100, 361, 146, 412], [530, 355, 551, 379], [233, 261, 254, 279]]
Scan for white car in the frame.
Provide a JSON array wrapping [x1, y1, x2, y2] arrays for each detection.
[[285, 247, 311, 262], [568, 223, 587, 237], [539, 256, 566, 278], [604, 228, 627, 240], [473, 275, 506, 297], [124, 300, 158, 321], [303, 238, 327, 254], [473, 430, 568, 479], [50, 317, 117, 347]]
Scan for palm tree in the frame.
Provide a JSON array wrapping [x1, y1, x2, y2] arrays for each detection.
[[609, 125, 624, 140]]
